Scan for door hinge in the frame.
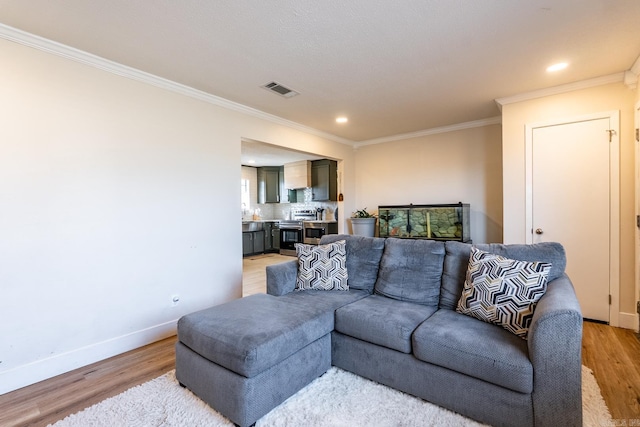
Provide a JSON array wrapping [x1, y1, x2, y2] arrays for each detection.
[[637, 215, 640, 228], [609, 294, 612, 305], [636, 128, 639, 142], [606, 129, 616, 142], [636, 300, 640, 314]]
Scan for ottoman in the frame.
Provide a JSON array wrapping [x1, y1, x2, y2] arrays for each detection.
[[175, 293, 334, 427]]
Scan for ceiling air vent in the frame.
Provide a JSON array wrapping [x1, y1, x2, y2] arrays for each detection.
[[262, 81, 299, 98]]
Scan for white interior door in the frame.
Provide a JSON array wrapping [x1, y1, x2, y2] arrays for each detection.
[[530, 117, 613, 322]]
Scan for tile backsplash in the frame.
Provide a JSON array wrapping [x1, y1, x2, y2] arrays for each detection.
[[245, 190, 338, 221]]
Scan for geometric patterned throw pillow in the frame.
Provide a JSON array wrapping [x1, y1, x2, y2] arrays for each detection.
[[456, 247, 551, 339], [295, 240, 348, 291]]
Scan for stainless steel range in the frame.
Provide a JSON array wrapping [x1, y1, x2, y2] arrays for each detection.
[[279, 209, 316, 256]]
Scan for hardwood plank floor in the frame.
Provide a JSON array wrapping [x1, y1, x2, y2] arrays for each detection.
[[1, 252, 638, 426], [582, 320, 640, 421], [0, 336, 177, 427], [242, 253, 292, 297]]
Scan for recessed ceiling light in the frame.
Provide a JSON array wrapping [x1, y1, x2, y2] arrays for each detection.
[[546, 62, 568, 72], [248, 160, 256, 164], [336, 117, 348, 124]]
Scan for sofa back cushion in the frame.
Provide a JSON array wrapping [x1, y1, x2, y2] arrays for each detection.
[[440, 241, 566, 310], [320, 234, 385, 293], [374, 238, 445, 306]]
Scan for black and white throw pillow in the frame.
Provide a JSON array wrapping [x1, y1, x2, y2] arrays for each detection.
[[295, 240, 348, 291], [456, 247, 551, 339]]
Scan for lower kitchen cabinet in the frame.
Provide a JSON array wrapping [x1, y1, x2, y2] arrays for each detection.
[[264, 222, 281, 252], [242, 232, 252, 256], [264, 222, 272, 251], [270, 224, 280, 251], [242, 230, 265, 256]]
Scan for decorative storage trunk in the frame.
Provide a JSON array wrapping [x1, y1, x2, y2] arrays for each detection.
[[378, 203, 471, 242]]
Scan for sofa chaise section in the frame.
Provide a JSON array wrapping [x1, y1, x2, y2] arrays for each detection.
[[175, 291, 368, 426]]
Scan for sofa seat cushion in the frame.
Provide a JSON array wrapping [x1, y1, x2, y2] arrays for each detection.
[[374, 238, 445, 306], [335, 295, 437, 353], [277, 288, 370, 312], [177, 293, 334, 378], [412, 309, 533, 393]]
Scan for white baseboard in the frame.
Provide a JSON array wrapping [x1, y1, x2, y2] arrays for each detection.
[[0, 320, 178, 395], [618, 311, 639, 332]]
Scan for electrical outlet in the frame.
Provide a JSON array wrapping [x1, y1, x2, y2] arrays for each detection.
[[171, 295, 180, 307]]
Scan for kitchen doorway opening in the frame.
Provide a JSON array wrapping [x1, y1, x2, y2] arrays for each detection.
[[240, 138, 346, 295]]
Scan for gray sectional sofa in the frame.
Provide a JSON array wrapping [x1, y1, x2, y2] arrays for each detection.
[[175, 234, 583, 427]]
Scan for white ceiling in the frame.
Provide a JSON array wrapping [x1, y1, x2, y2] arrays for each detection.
[[1, 1, 639, 147]]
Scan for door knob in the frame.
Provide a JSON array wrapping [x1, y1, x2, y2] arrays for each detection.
[[535, 228, 543, 235]]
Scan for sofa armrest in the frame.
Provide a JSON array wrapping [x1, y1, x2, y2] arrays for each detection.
[[266, 259, 298, 296], [527, 273, 583, 427]]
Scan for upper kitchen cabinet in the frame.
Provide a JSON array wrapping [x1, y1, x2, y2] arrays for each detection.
[[283, 160, 311, 189], [257, 166, 281, 203], [278, 166, 303, 203], [311, 159, 337, 201]]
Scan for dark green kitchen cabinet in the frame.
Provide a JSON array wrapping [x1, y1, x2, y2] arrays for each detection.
[[242, 230, 265, 256], [285, 188, 304, 203], [262, 221, 280, 252], [257, 167, 281, 203], [311, 159, 337, 201], [242, 232, 253, 256]]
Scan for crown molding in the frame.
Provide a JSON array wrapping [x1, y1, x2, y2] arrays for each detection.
[[630, 54, 640, 76], [495, 73, 626, 110], [353, 116, 502, 148], [624, 71, 637, 90], [624, 54, 640, 90], [0, 23, 355, 147]]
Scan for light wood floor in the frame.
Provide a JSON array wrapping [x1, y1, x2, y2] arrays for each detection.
[[242, 253, 292, 296], [1, 253, 638, 426]]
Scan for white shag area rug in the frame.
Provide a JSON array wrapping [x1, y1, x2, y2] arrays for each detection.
[[49, 366, 611, 427]]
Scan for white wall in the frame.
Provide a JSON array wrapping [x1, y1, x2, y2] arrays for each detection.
[[0, 36, 355, 394], [353, 124, 503, 243], [501, 81, 636, 326]]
